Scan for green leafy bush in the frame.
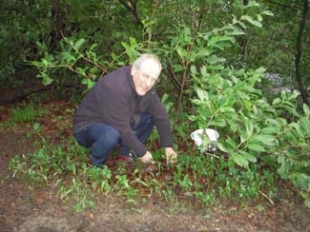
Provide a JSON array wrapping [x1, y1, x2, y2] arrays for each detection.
[[182, 19, 310, 207]]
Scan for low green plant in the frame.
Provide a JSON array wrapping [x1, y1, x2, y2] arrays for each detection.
[[9, 101, 48, 123], [8, 131, 281, 212]]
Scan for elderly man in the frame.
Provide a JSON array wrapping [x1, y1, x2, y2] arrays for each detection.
[[73, 54, 178, 167]]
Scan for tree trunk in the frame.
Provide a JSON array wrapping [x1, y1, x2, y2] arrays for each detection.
[[295, 0, 309, 105], [50, 0, 63, 51]]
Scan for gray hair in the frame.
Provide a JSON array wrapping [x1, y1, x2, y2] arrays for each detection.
[[133, 54, 162, 71]]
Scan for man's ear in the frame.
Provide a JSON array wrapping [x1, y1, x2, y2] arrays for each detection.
[[131, 66, 138, 76]]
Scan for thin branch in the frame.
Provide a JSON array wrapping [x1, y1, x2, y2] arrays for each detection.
[[259, 190, 275, 205], [118, 0, 143, 27], [167, 62, 182, 90]]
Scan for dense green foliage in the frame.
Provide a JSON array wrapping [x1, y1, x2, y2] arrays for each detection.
[[2, 0, 309, 209]]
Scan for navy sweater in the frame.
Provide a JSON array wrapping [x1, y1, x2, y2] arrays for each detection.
[[73, 66, 173, 157]]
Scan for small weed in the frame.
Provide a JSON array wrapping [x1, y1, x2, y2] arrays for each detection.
[[10, 101, 48, 123]]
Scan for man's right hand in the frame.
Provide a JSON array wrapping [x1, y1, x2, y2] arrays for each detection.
[[139, 151, 155, 164]]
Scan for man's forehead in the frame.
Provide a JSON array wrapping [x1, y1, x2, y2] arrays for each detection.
[[139, 59, 161, 78]]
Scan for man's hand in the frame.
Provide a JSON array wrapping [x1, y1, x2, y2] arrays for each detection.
[[139, 151, 155, 164], [165, 147, 178, 164]]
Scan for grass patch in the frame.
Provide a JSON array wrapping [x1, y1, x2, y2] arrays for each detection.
[[8, 136, 279, 212], [8, 101, 48, 124]]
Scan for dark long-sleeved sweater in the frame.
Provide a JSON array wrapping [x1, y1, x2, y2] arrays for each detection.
[[73, 66, 173, 157]]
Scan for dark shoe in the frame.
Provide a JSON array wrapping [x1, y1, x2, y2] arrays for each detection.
[[115, 154, 133, 163], [106, 159, 115, 168]]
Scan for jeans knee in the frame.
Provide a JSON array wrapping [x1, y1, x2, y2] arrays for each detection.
[[97, 128, 120, 147]]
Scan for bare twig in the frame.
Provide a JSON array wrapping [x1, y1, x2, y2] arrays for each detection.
[[259, 190, 275, 205]]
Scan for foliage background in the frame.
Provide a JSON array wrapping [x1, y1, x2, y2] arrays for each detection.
[[1, 0, 309, 208]]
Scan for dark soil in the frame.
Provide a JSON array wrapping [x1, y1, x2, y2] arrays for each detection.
[[0, 101, 309, 232]]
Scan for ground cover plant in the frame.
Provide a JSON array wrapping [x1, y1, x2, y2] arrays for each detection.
[[8, 111, 280, 212], [4, 94, 307, 214], [1, 100, 309, 232], [25, 0, 309, 210]]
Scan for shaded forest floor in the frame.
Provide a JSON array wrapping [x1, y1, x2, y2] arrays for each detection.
[[0, 99, 309, 232]]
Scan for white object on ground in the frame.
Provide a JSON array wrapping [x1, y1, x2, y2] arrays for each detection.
[[191, 128, 219, 149]]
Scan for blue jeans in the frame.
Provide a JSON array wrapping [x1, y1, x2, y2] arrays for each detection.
[[74, 112, 154, 166]]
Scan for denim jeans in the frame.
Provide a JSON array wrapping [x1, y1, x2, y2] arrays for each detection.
[[74, 112, 154, 166]]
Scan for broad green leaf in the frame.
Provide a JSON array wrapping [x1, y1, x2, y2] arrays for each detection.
[[41, 73, 53, 85], [252, 134, 275, 146], [290, 122, 305, 138], [248, 143, 265, 152], [237, 20, 247, 29], [89, 43, 98, 50], [129, 37, 137, 46], [207, 55, 226, 64], [191, 99, 206, 106], [231, 154, 249, 168], [241, 15, 262, 27], [62, 52, 76, 63], [90, 66, 99, 74], [217, 142, 230, 153], [289, 173, 310, 189], [244, 117, 254, 137], [76, 67, 86, 76], [207, 64, 224, 71], [200, 65, 208, 76], [300, 117, 310, 136], [209, 119, 227, 127], [188, 115, 198, 122], [239, 130, 248, 143], [30, 61, 41, 67], [225, 138, 237, 149], [161, 93, 169, 103], [262, 10, 274, 16], [277, 157, 291, 179], [207, 35, 233, 48], [261, 127, 278, 134], [42, 59, 49, 66], [82, 79, 95, 90], [196, 88, 207, 100], [227, 25, 245, 35], [176, 47, 186, 59], [257, 15, 263, 22], [74, 38, 85, 50], [219, 107, 235, 114], [190, 65, 198, 75], [243, 100, 252, 112], [284, 131, 298, 144], [173, 64, 184, 72], [272, 98, 281, 105], [303, 104, 310, 117], [121, 42, 130, 51], [242, 151, 257, 162]]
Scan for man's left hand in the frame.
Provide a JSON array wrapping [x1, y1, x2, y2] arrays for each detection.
[[165, 147, 178, 164]]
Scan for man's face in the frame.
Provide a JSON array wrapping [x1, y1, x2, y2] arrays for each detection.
[[131, 59, 160, 96]]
